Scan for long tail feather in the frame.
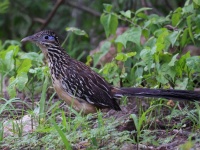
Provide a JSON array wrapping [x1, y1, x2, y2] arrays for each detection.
[[114, 88, 200, 101]]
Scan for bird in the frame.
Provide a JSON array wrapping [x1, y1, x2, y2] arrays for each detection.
[[21, 30, 200, 114]]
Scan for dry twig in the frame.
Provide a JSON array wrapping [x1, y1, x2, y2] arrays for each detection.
[[39, 0, 64, 30], [65, 0, 101, 17]]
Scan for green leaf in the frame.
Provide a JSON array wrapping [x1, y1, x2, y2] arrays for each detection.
[[115, 52, 136, 62], [156, 43, 165, 52], [65, 27, 88, 37], [8, 72, 28, 94], [168, 53, 179, 66], [109, 14, 118, 35], [156, 73, 169, 84], [16, 72, 28, 91], [2, 50, 15, 71], [127, 52, 137, 57], [120, 72, 127, 78], [0, 0, 9, 14], [168, 31, 180, 47], [135, 7, 152, 15], [92, 41, 111, 67], [142, 29, 150, 39], [20, 52, 43, 62], [186, 15, 195, 44], [130, 112, 147, 142], [186, 56, 200, 72], [140, 48, 154, 70], [29, 66, 47, 80], [193, 0, 200, 6], [183, 3, 194, 13], [171, 7, 182, 26], [120, 10, 131, 18], [130, 114, 139, 131], [99, 62, 120, 85], [0, 45, 19, 73], [176, 52, 190, 77], [7, 45, 19, 56], [155, 28, 170, 52], [103, 4, 113, 12], [160, 63, 176, 81], [180, 28, 189, 47], [137, 12, 148, 20], [115, 53, 126, 61], [135, 67, 143, 77], [100, 13, 118, 37], [7, 76, 16, 98], [101, 14, 110, 37], [115, 27, 141, 48], [175, 78, 188, 90], [17, 59, 32, 74]]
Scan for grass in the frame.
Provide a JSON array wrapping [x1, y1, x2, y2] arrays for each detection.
[[1, 107, 130, 149], [1, 94, 200, 149]]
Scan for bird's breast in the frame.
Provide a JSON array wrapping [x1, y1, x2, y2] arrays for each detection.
[[52, 77, 97, 114]]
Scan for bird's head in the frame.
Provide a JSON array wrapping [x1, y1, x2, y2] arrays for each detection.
[[21, 30, 60, 49]]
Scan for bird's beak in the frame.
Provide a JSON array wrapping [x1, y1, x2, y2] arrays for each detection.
[[21, 35, 36, 43]]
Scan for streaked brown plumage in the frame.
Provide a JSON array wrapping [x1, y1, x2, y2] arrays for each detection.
[[21, 30, 200, 114]]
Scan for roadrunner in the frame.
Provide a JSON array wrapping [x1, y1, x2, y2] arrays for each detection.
[[21, 30, 200, 114]]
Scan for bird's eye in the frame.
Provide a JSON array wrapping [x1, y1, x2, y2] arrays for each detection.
[[44, 35, 55, 41], [44, 35, 49, 39]]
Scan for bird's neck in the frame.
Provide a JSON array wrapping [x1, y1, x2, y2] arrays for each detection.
[[42, 46, 71, 80], [38, 44, 49, 58]]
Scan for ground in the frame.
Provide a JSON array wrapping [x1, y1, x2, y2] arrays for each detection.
[[1, 91, 200, 149]]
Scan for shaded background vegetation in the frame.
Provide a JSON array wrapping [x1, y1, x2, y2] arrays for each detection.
[[0, 0, 187, 59]]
